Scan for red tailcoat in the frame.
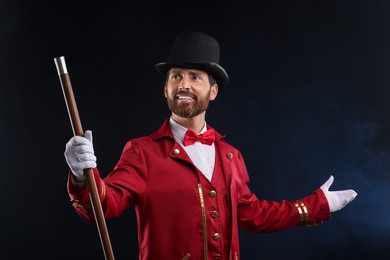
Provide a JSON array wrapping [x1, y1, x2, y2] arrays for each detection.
[[68, 119, 330, 259]]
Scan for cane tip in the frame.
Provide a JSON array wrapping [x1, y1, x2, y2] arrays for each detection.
[[54, 56, 67, 75]]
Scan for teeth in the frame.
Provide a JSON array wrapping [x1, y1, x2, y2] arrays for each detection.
[[178, 96, 193, 99]]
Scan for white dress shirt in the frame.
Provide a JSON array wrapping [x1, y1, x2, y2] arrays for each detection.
[[169, 117, 216, 181]]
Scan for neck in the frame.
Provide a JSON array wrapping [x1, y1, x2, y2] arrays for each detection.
[[171, 112, 206, 133]]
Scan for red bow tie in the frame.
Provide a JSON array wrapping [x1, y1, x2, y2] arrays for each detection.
[[183, 129, 215, 146]]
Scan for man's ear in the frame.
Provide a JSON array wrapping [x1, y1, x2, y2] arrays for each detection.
[[209, 84, 218, 101]]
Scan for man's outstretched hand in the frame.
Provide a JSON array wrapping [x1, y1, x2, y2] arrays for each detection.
[[320, 175, 357, 212]]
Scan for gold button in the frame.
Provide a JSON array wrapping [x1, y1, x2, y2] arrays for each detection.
[[227, 153, 233, 159], [214, 254, 221, 259], [210, 190, 217, 198], [172, 148, 180, 155], [213, 233, 221, 240], [211, 211, 219, 218]]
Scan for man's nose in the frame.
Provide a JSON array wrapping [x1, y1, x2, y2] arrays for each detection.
[[178, 76, 191, 89]]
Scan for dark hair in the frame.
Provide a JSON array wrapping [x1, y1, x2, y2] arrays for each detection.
[[166, 69, 217, 87], [208, 74, 216, 86]]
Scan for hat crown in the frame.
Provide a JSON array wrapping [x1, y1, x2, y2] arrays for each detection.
[[168, 31, 220, 64]]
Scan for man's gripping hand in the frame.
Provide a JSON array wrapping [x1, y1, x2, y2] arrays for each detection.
[[64, 130, 97, 183], [320, 175, 357, 212]]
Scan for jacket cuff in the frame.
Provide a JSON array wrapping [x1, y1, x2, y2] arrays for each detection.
[[67, 168, 106, 209]]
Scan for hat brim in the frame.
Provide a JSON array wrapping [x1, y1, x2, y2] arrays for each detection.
[[155, 61, 229, 90]]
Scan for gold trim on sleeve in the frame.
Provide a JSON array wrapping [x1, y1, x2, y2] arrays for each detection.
[[70, 198, 91, 209], [70, 199, 83, 208], [300, 200, 309, 223], [100, 180, 107, 202], [294, 200, 304, 224]]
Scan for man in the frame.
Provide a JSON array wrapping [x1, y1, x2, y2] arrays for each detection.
[[64, 31, 357, 260]]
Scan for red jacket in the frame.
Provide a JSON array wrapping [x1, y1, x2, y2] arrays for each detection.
[[68, 119, 330, 260]]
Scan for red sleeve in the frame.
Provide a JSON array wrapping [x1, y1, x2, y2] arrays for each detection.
[[236, 152, 330, 232], [67, 140, 149, 222]]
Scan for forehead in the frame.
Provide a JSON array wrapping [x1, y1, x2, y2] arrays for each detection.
[[169, 68, 207, 75]]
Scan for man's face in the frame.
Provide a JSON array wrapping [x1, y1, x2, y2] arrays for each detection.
[[164, 68, 218, 118]]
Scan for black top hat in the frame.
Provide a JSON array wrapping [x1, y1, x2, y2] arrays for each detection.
[[155, 31, 229, 90]]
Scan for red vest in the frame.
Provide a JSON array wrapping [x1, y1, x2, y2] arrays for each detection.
[[196, 149, 230, 259]]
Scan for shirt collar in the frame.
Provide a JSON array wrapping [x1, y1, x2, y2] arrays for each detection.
[[169, 117, 208, 145], [150, 118, 225, 143]]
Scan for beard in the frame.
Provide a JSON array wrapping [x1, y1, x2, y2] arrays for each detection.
[[167, 89, 211, 118]]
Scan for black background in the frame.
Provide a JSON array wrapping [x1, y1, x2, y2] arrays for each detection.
[[1, 0, 389, 259]]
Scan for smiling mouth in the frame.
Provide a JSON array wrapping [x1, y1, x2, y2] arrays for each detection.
[[177, 95, 194, 100], [176, 93, 196, 102]]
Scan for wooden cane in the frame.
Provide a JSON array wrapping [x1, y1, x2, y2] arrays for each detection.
[[54, 56, 115, 260]]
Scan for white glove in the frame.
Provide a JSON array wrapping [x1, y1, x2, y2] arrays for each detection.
[[320, 175, 357, 212], [64, 130, 97, 183]]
